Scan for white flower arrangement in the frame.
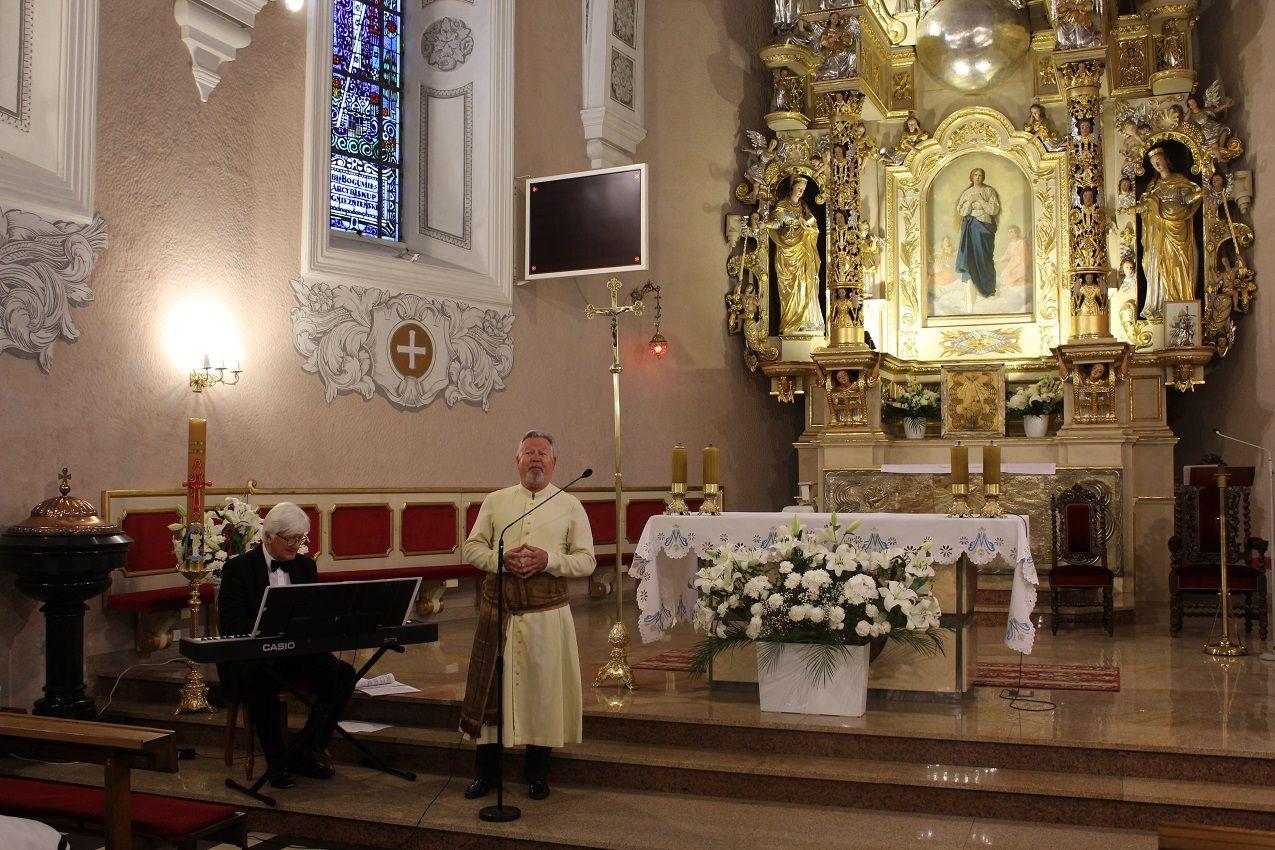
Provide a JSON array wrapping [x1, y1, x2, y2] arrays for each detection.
[[689, 514, 944, 685], [168, 497, 279, 585], [1006, 376, 1063, 417], [883, 379, 940, 419]]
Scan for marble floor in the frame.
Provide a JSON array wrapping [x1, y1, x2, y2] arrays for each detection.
[[257, 596, 1275, 758], [19, 754, 1157, 850]]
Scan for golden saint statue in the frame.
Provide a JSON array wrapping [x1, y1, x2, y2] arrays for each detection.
[[1138, 147, 1203, 319], [766, 177, 825, 335]]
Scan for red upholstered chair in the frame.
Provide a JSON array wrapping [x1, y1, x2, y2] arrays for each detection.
[[1168, 462, 1268, 639], [1048, 482, 1115, 635]]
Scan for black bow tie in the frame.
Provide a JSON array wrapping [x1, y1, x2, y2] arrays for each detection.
[[269, 560, 290, 574]]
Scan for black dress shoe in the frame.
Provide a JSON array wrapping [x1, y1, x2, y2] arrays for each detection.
[[528, 780, 550, 800], [299, 751, 335, 779], [268, 770, 297, 789], [464, 778, 492, 799]]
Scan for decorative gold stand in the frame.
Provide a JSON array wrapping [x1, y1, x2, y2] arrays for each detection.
[[665, 482, 690, 516], [699, 484, 723, 516], [174, 557, 215, 714], [586, 278, 640, 690], [1206, 468, 1248, 657], [948, 483, 972, 518], [980, 483, 1005, 518]]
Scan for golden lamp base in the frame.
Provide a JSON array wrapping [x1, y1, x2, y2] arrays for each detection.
[[699, 485, 722, 516], [948, 483, 972, 518], [980, 483, 1005, 517], [174, 661, 215, 714], [665, 483, 690, 516], [593, 621, 637, 690], [1204, 638, 1248, 657]]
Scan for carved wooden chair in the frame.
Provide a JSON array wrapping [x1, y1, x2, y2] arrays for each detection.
[[1048, 482, 1115, 635], [1169, 461, 1268, 639]]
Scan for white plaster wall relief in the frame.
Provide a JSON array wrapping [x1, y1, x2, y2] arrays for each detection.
[[0, 207, 108, 371], [290, 278, 514, 410], [419, 83, 474, 248], [581, 0, 645, 168], [172, 0, 270, 102], [421, 16, 474, 71], [0, 0, 34, 131]]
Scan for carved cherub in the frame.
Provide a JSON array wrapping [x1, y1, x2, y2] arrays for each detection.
[[1187, 80, 1240, 162], [1024, 103, 1061, 151], [738, 130, 779, 203]]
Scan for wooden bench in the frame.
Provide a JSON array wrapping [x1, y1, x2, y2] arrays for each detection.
[[1160, 823, 1275, 848], [0, 713, 243, 849]]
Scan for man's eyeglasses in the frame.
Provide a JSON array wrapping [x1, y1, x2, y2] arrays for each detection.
[[277, 533, 309, 547]]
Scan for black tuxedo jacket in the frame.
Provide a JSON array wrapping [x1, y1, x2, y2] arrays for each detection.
[[216, 547, 319, 700], [217, 546, 319, 637]]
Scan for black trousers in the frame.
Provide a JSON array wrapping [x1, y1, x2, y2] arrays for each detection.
[[475, 742, 551, 783], [239, 653, 357, 768]]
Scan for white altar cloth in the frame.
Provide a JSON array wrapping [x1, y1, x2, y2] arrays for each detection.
[[628, 512, 1039, 654], [878, 463, 1057, 475]]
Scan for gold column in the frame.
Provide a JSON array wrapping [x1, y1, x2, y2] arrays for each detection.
[[826, 92, 872, 349], [1055, 56, 1111, 341]]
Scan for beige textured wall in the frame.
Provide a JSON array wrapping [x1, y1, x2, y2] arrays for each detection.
[[0, 0, 794, 707], [1173, 1, 1275, 540]]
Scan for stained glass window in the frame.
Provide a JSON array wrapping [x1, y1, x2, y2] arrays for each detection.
[[330, 0, 402, 241]]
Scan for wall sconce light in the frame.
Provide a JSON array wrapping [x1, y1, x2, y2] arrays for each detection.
[[629, 281, 667, 359], [190, 356, 242, 393]]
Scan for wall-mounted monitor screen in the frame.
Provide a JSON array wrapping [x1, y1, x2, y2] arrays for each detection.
[[524, 163, 648, 280]]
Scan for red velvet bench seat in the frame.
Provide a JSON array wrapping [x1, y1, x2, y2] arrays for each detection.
[[0, 776, 246, 850]]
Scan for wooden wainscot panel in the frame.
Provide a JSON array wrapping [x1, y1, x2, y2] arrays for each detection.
[[329, 504, 393, 560], [119, 508, 182, 577], [401, 502, 460, 555]]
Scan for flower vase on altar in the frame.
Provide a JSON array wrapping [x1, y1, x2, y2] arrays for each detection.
[[757, 643, 869, 716], [886, 380, 940, 442], [903, 417, 927, 440], [1023, 414, 1050, 438]]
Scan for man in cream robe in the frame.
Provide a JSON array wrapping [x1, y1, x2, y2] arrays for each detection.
[[460, 430, 595, 801]]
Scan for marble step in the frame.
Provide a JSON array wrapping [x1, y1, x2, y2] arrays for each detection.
[[96, 667, 1275, 787], [100, 697, 1275, 834]]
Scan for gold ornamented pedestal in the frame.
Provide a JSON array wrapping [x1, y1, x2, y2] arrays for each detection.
[[174, 552, 215, 714]]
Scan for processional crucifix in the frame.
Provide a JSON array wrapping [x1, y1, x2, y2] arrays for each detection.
[[586, 277, 643, 690]]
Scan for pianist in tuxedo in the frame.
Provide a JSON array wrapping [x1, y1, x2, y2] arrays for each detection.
[[217, 502, 357, 788]]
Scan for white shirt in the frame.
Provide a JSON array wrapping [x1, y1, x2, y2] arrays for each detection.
[[263, 548, 293, 588]]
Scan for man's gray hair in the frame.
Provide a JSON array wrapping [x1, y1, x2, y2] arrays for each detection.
[[263, 502, 310, 538], [517, 429, 556, 457]]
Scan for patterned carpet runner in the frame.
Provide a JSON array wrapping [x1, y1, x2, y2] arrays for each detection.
[[634, 650, 1121, 693]]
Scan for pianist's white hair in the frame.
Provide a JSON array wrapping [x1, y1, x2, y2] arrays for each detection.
[[263, 502, 310, 539]]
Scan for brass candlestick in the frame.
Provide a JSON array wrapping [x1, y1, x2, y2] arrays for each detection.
[[1206, 467, 1247, 657], [665, 482, 690, 515], [980, 482, 1005, 518], [174, 552, 214, 715], [949, 483, 972, 518], [700, 483, 723, 516]]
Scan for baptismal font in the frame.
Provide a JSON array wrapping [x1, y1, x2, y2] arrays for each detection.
[[724, 0, 1260, 613]]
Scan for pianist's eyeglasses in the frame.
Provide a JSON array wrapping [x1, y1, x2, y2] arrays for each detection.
[[278, 533, 309, 546]]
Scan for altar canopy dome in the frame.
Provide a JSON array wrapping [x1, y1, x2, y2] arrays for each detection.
[[916, 0, 1031, 93]]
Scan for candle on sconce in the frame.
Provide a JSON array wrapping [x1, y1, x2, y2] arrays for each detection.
[[951, 441, 968, 486], [672, 443, 687, 486], [702, 445, 719, 488], [983, 442, 1001, 487]]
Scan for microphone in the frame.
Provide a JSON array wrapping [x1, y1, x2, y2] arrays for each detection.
[[1216, 430, 1271, 458]]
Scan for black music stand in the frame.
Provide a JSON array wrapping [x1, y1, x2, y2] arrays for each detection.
[[226, 579, 420, 807]]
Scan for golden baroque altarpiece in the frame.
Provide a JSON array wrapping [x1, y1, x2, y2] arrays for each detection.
[[722, 0, 1257, 603]]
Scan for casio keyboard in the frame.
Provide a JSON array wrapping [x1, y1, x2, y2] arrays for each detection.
[[179, 620, 438, 664]]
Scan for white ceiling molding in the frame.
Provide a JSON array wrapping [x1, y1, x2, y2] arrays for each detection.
[[172, 0, 271, 102], [0, 0, 100, 225], [580, 0, 646, 169]]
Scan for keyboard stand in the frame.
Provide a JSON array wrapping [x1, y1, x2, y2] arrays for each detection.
[[225, 644, 417, 807]]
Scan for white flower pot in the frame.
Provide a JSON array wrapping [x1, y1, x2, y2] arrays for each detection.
[[756, 643, 869, 717], [903, 417, 927, 440], [1023, 414, 1050, 438]]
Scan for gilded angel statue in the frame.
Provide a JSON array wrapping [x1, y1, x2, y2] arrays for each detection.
[[1186, 80, 1242, 163], [1052, 0, 1104, 51], [738, 130, 779, 204]]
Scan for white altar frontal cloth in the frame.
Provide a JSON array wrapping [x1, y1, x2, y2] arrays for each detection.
[[629, 512, 1039, 654]]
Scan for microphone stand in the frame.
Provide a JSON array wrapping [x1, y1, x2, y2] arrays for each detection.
[[479, 468, 592, 824], [1215, 430, 1275, 660]]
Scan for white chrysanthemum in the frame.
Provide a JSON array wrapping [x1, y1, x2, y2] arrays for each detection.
[[750, 602, 764, 617], [784, 573, 802, 590], [746, 617, 763, 640], [865, 603, 878, 618], [808, 606, 827, 623], [854, 620, 872, 637], [789, 605, 808, 622], [829, 607, 846, 626], [779, 560, 794, 574], [767, 593, 785, 610], [743, 575, 772, 599]]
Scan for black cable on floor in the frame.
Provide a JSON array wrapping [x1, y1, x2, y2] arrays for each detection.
[[395, 732, 462, 849], [998, 651, 1056, 712]]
